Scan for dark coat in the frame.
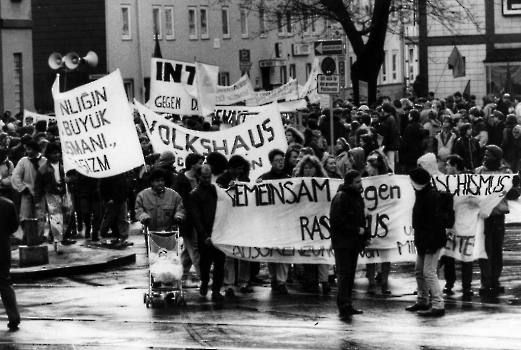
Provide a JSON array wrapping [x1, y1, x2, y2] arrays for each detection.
[[258, 168, 290, 181], [100, 173, 128, 204], [172, 170, 198, 237], [329, 184, 368, 251], [453, 136, 481, 171], [400, 122, 424, 166], [319, 115, 350, 146], [0, 197, 19, 265], [190, 183, 217, 243], [34, 160, 65, 203], [380, 114, 401, 151], [412, 183, 447, 254]]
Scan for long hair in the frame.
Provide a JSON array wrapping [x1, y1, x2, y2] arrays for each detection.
[[366, 149, 393, 175], [294, 155, 327, 177]]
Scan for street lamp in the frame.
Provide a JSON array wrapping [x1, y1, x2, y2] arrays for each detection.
[[48, 51, 98, 91]]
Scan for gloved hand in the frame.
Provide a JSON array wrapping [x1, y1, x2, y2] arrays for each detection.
[[142, 217, 151, 227]]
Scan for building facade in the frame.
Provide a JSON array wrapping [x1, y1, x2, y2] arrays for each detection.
[[0, 0, 34, 116], [418, 0, 521, 101]]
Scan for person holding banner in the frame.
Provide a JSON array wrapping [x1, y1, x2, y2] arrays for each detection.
[[294, 155, 331, 294], [364, 150, 393, 295], [474, 145, 517, 296], [258, 149, 291, 295], [406, 167, 446, 317], [191, 164, 226, 301], [216, 155, 253, 296], [11, 140, 46, 244], [330, 169, 369, 317]]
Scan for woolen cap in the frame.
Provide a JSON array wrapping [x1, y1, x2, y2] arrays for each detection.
[[409, 167, 431, 186]]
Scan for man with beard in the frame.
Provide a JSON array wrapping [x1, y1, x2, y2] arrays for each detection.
[[474, 145, 518, 296], [329, 170, 370, 317]]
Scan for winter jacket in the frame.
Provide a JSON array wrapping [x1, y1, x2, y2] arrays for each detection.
[[190, 183, 218, 243], [436, 130, 457, 162], [11, 156, 47, 195], [318, 115, 350, 146], [135, 187, 186, 231], [412, 183, 447, 254], [0, 158, 13, 194], [329, 184, 369, 251], [258, 168, 290, 181]]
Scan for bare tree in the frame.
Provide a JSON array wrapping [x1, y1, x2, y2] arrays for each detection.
[[235, 0, 481, 105]]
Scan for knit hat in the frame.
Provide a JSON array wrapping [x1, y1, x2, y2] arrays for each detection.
[[485, 145, 503, 160], [157, 151, 176, 166], [409, 167, 431, 191]]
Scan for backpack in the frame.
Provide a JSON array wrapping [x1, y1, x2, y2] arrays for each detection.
[[435, 191, 455, 229]]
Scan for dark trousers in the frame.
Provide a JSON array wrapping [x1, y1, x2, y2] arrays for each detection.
[[334, 248, 359, 309], [199, 241, 226, 293], [81, 197, 102, 238], [0, 265, 20, 326], [479, 215, 505, 288], [100, 201, 129, 241], [442, 256, 473, 289]]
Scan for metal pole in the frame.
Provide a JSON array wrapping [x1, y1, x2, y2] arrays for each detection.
[[330, 97, 335, 156]]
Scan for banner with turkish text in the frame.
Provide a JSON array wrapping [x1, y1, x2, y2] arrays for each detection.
[[52, 70, 144, 178]]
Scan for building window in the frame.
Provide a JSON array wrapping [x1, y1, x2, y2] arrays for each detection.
[[277, 11, 284, 36], [14, 53, 23, 113], [200, 6, 209, 39], [165, 6, 175, 40], [392, 51, 398, 80], [121, 5, 131, 40], [219, 72, 230, 86], [286, 11, 293, 35], [289, 64, 296, 79], [153, 6, 162, 39], [188, 7, 198, 40], [240, 8, 248, 38], [306, 63, 312, 80], [259, 8, 266, 37], [124, 79, 134, 102], [303, 12, 309, 35], [222, 7, 230, 38]]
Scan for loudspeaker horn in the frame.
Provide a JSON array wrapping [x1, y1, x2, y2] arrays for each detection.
[[64, 52, 80, 70], [48, 52, 63, 70], [82, 51, 98, 68]]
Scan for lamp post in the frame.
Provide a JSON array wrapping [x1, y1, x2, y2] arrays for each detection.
[[48, 51, 98, 91]]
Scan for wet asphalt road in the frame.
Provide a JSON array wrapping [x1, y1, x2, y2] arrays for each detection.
[[2, 223, 521, 349]]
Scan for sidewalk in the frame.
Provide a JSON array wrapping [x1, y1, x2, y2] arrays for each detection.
[[9, 222, 142, 280]]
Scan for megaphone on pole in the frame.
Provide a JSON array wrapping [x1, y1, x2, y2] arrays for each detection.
[[64, 52, 80, 70], [48, 52, 63, 70], [82, 51, 98, 67]]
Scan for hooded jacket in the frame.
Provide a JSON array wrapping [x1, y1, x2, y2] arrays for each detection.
[[329, 183, 368, 251], [417, 153, 443, 176], [412, 182, 446, 254]]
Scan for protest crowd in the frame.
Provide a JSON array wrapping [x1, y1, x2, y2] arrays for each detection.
[[1, 87, 521, 325]]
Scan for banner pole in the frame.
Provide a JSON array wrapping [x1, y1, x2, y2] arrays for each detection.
[[330, 97, 335, 156]]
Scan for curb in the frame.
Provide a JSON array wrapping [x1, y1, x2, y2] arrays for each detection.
[[11, 253, 136, 280]]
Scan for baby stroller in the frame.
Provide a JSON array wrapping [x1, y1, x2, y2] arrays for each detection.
[[143, 226, 186, 308]]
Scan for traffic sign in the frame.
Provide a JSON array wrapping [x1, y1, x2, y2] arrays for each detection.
[[317, 74, 340, 94], [314, 40, 343, 56], [239, 49, 250, 62], [321, 57, 336, 76]]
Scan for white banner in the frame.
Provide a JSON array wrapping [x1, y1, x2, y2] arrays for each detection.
[[136, 100, 288, 180], [195, 62, 219, 117], [246, 79, 298, 106], [212, 174, 514, 264], [212, 100, 307, 130], [215, 74, 255, 105], [149, 58, 199, 115], [23, 110, 56, 126], [52, 70, 144, 178]]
